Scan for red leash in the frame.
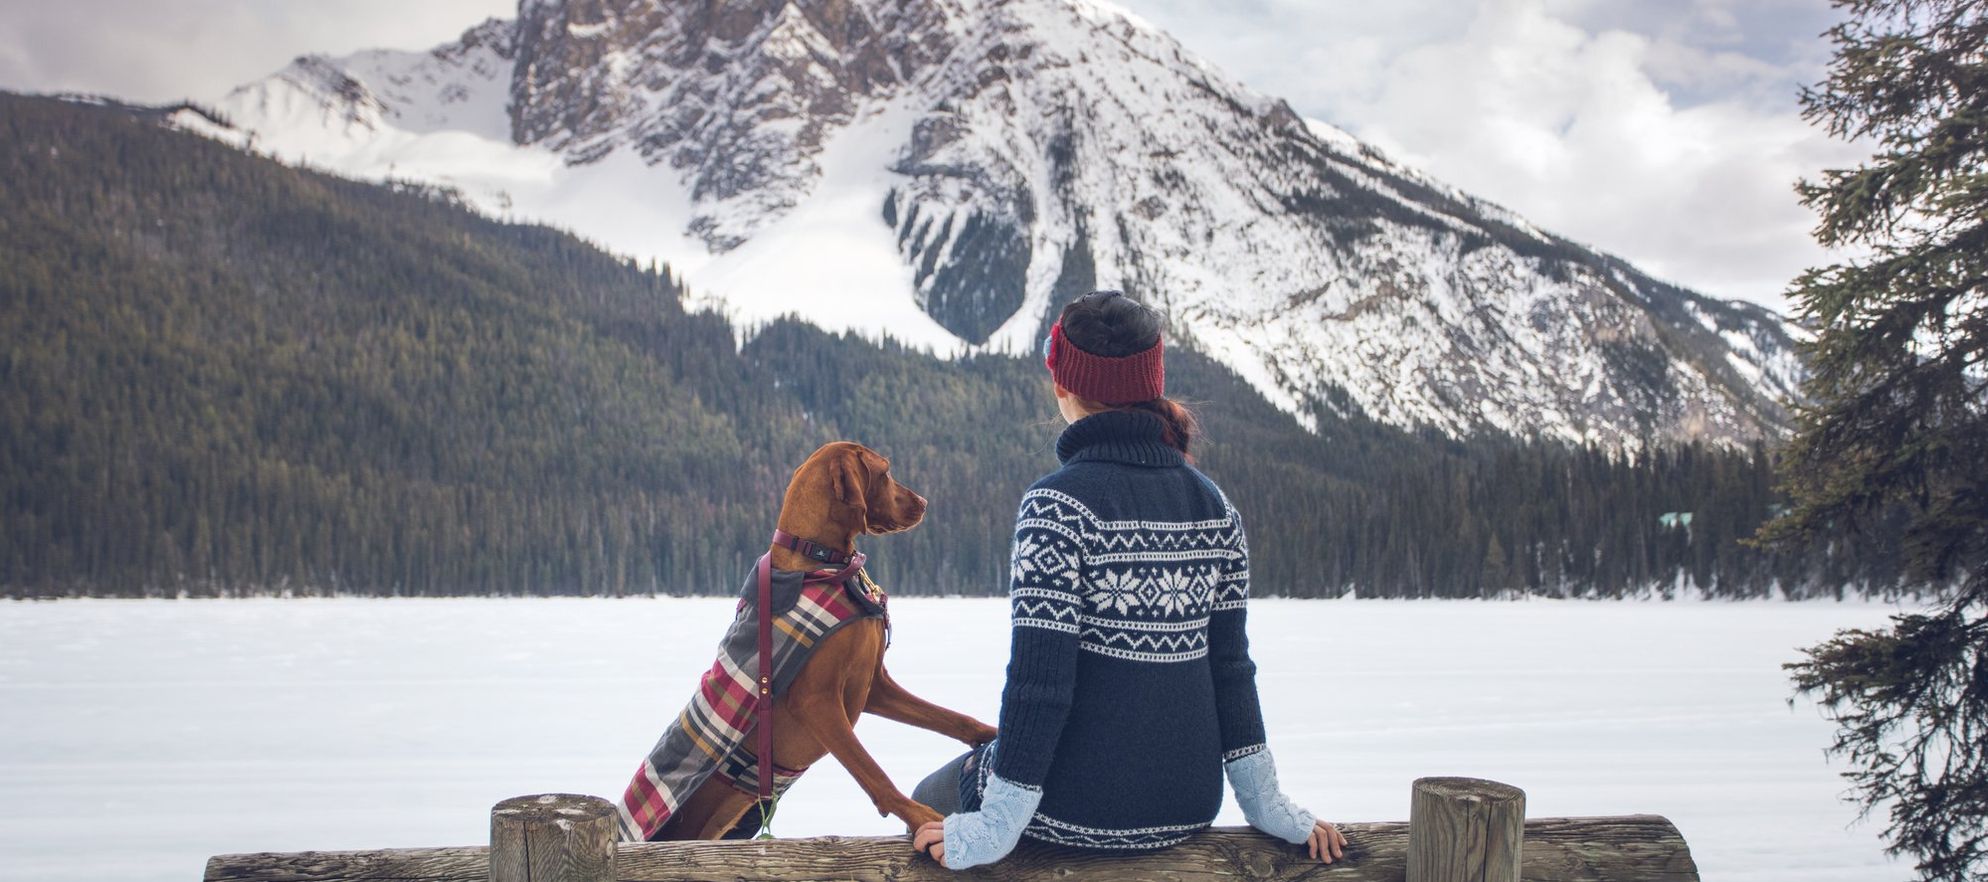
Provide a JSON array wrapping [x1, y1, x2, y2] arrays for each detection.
[[754, 553, 775, 805], [753, 538, 869, 820]]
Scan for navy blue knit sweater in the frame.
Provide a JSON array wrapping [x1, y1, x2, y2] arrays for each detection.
[[974, 409, 1269, 850]]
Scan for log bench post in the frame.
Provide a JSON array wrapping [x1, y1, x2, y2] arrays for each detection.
[[1407, 776, 1526, 882], [488, 793, 616, 882]]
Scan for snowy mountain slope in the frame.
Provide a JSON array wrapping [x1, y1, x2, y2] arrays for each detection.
[[195, 0, 1803, 447]]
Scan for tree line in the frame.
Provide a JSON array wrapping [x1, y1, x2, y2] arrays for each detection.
[[0, 92, 1897, 599]]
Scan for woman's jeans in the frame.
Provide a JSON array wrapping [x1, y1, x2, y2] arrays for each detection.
[[912, 748, 977, 815]]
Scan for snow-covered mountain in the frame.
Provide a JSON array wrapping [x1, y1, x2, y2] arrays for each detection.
[[198, 0, 1803, 447]]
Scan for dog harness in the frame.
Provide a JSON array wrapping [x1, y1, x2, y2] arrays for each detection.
[[769, 527, 854, 566], [616, 534, 887, 842]]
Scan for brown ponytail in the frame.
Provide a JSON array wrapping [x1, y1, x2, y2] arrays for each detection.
[[1123, 397, 1198, 458]]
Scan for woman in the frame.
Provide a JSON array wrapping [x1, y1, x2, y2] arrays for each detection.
[[909, 291, 1346, 869]]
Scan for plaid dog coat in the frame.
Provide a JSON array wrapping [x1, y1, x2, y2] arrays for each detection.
[[617, 560, 888, 841]]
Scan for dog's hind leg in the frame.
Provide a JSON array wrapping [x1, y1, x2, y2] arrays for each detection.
[[864, 666, 999, 747], [652, 778, 757, 841], [689, 793, 759, 841]]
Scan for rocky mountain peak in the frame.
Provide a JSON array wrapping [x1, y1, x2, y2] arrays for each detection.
[[201, 0, 1806, 449], [509, 0, 957, 244]]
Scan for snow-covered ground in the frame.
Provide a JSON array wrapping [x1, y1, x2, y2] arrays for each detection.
[[0, 597, 1910, 881]]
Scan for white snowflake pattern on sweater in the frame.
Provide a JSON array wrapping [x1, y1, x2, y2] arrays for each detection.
[[1012, 488, 1243, 663]]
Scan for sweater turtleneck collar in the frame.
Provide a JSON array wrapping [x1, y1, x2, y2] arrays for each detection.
[[1055, 409, 1185, 467]]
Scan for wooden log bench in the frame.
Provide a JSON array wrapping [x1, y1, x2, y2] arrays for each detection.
[[203, 777, 1700, 882]]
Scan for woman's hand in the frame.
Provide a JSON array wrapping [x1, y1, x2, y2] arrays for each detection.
[[913, 821, 948, 868], [1308, 820, 1347, 863]]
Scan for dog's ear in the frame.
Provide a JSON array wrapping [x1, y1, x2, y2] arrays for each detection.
[[831, 447, 870, 512]]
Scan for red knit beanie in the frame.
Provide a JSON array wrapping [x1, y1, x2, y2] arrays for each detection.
[[1044, 320, 1165, 405]]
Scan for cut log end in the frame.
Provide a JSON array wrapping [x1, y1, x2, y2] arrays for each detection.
[[491, 793, 618, 825], [1412, 776, 1526, 805], [490, 794, 617, 882], [1408, 777, 1527, 882]]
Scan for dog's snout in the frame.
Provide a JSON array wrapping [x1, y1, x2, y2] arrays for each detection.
[[867, 485, 927, 534]]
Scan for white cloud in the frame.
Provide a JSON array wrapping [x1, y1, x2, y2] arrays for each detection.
[[0, 0, 510, 104], [1113, 0, 1863, 313], [1333, 0, 1861, 310]]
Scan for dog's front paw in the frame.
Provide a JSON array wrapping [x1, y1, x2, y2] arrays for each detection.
[[894, 799, 946, 832], [962, 721, 998, 746]]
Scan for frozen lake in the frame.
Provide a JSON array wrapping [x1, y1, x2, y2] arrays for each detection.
[[0, 597, 1911, 881]]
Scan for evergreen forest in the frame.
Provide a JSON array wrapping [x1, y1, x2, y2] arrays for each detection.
[[0, 93, 1901, 599]]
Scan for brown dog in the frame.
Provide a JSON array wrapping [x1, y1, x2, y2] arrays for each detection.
[[654, 441, 998, 840]]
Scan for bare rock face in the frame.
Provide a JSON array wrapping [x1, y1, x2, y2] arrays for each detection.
[[510, 0, 958, 250], [209, 0, 1805, 448]]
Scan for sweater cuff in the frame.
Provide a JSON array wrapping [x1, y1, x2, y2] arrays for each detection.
[[941, 773, 1042, 869], [1224, 746, 1316, 844]]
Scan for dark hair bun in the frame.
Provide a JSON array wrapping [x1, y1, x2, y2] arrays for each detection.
[[1060, 290, 1162, 357]]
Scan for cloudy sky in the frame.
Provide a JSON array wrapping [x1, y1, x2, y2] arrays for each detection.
[[0, 0, 1864, 313]]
